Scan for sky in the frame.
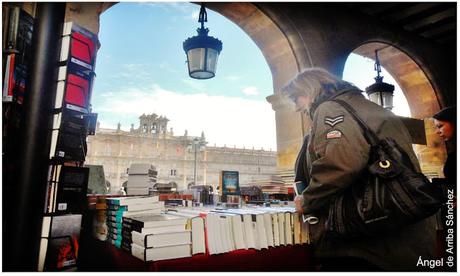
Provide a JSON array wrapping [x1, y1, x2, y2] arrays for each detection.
[[91, 2, 410, 151]]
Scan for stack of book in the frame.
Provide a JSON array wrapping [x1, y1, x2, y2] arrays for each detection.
[[107, 205, 311, 261], [246, 175, 288, 195], [125, 214, 192, 261], [277, 169, 296, 195], [127, 163, 157, 195], [105, 196, 164, 249]]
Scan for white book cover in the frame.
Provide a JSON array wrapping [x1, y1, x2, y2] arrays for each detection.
[[166, 211, 206, 255], [253, 208, 281, 247], [292, 213, 302, 245], [285, 212, 293, 245], [278, 213, 285, 245], [216, 215, 228, 254], [131, 243, 191, 262], [255, 213, 268, 250], [212, 209, 255, 249], [262, 213, 274, 247], [225, 215, 236, 252], [140, 224, 186, 235], [126, 187, 150, 195], [272, 213, 280, 246], [59, 36, 71, 62], [119, 202, 163, 212], [131, 230, 191, 248], [129, 163, 156, 175], [217, 214, 234, 253], [222, 208, 268, 250], [205, 213, 220, 255], [229, 214, 246, 250], [131, 214, 188, 229], [107, 195, 159, 206], [122, 207, 163, 218], [127, 175, 154, 187]]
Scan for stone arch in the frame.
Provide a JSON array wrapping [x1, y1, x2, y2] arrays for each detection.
[[205, 3, 305, 170], [352, 42, 442, 119], [96, 2, 302, 170], [82, 3, 448, 176], [350, 42, 446, 177]]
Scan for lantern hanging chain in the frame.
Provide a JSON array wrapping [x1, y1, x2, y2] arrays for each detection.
[[198, 3, 208, 29], [374, 49, 383, 82]]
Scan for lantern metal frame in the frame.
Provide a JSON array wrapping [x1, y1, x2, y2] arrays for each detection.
[[365, 50, 395, 110], [183, 3, 223, 79]]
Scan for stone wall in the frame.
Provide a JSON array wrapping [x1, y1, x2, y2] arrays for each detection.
[[85, 124, 278, 192]]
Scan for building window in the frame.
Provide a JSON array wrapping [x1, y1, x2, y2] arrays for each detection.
[[170, 169, 177, 176]]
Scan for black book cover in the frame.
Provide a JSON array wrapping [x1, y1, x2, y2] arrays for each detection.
[[44, 215, 82, 271], [56, 166, 89, 214]]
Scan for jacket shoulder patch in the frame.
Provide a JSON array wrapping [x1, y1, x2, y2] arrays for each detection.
[[326, 130, 342, 139], [324, 115, 344, 127]]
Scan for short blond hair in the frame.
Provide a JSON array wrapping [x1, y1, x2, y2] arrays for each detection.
[[281, 67, 358, 103]]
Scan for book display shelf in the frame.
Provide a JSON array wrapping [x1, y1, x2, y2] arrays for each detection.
[[37, 21, 98, 272]]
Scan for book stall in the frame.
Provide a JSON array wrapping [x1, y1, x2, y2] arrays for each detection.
[[78, 194, 314, 271]]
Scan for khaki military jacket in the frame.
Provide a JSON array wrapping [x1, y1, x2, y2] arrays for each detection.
[[300, 90, 437, 270]]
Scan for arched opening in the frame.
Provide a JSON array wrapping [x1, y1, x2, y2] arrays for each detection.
[[82, 3, 301, 192], [346, 42, 446, 178]]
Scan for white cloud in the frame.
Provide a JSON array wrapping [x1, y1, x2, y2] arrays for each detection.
[[185, 11, 200, 22], [242, 86, 260, 96], [224, 75, 242, 81], [138, 2, 194, 14], [181, 78, 206, 91], [159, 62, 180, 74], [93, 84, 277, 150]]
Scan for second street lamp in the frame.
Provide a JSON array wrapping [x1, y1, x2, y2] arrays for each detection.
[[365, 49, 395, 110]]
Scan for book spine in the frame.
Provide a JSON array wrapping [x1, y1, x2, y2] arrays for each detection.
[[106, 215, 122, 223], [121, 234, 132, 243], [121, 241, 131, 252], [121, 221, 132, 230], [122, 217, 133, 224], [106, 210, 124, 216], [107, 232, 122, 241], [122, 229, 132, 238], [129, 220, 144, 232], [106, 220, 123, 228]]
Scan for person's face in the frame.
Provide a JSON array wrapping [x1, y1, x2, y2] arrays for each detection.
[[291, 94, 313, 114], [434, 119, 454, 141]]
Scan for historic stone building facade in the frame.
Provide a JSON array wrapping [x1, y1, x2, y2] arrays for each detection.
[[85, 113, 278, 192]]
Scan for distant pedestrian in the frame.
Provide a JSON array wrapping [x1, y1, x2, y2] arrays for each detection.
[[118, 187, 126, 195], [433, 106, 456, 185], [432, 106, 456, 267]]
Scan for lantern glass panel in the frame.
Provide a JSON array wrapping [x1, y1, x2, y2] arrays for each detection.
[[187, 48, 206, 73], [368, 92, 382, 106], [369, 92, 393, 109], [382, 92, 393, 109], [206, 48, 219, 74]]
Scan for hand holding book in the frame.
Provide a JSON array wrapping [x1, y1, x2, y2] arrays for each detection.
[[293, 181, 319, 225]]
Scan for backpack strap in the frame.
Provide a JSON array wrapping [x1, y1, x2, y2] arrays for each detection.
[[331, 99, 380, 147]]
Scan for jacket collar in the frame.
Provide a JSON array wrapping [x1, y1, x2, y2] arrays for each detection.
[[309, 88, 361, 119]]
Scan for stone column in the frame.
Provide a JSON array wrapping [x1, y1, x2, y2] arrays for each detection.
[[266, 93, 310, 171]]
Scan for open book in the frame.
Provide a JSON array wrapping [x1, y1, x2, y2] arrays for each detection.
[[293, 181, 319, 225]]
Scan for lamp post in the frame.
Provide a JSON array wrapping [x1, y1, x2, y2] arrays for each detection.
[[365, 50, 395, 110], [189, 137, 206, 186], [183, 3, 223, 79]]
